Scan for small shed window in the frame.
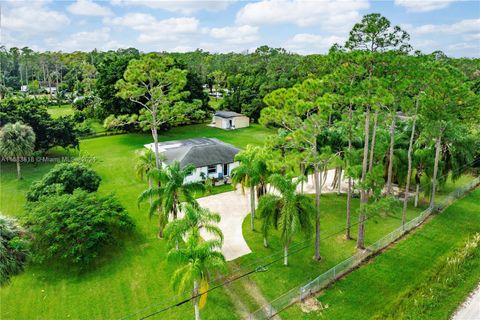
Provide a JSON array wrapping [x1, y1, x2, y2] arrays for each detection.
[[207, 165, 217, 174]]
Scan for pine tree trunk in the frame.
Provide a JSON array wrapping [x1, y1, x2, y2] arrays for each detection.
[[337, 166, 342, 195], [430, 135, 442, 208], [386, 115, 396, 195], [357, 106, 370, 250], [402, 102, 418, 227], [346, 175, 352, 240], [151, 112, 161, 169], [331, 167, 338, 189], [158, 216, 163, 239], [314, 162, 321, 261], [415, 183, 420, 207], [194, 280, 201, 320], [284, 244, 289, 266], [368, 110, 378, 173], [346, 104, 353, 240], [250, 185, 255, 231], [263, 237, 268, 248], [16, 159, 21, 180]]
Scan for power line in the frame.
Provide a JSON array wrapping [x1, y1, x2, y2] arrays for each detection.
[[120, 159, 479, 320], [136, 215, 382, 320]]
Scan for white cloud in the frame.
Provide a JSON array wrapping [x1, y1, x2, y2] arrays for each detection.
[[394, 0, 460, 12], [45, 28, 123, 51], [284, 33, 345, 54], [410, 18, 480, 35], [110, 0, 234, 14], [105, 13, 199, 44], [207, 25, 259, 44], [67, 0, 113, 17], [2, 1, 70, 38], [236, 0, 369, 33]]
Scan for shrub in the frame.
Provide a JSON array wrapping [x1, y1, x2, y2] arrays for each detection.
[[24, 190, 134, 266], [27, 162, 101, 202], [0, 214, 29, 285]]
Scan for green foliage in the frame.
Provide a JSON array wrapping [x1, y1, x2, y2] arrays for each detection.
[[0, 97, 78, 151], [94, 48, 141, 119], [0, 214, 29, 286], [168, 228, 226, 306], [345, 13, 411, 53], [138, 161, 204, 236], [164, 202, 223, 249], [0, 122, 35, 158], [23, 190, 134, 266], [257, 174, 314, 263], [26, 162, 101, 202]]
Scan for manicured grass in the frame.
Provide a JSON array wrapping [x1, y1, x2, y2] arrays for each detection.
[[280, 187, 480, 319], [47, 104, 74, 118], [0, 124, 273, 320], [238, 193, 425, 312]]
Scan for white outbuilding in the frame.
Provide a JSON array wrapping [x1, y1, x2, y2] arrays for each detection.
[[212, 111, 250, 130]]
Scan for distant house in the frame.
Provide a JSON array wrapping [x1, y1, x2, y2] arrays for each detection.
[[144, 138, 240, 183], [43, 87, 57, 94], [212, 111, 250, 130]]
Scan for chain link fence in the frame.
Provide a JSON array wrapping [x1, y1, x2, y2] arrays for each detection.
[[249, 176, 480, 320]]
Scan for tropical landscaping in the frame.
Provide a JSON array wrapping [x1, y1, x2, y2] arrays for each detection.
[[1, 10, 479, 320]]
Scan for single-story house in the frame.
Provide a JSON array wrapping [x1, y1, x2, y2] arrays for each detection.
[[212, 111, 249, 130], [144, 138, 240, 183]]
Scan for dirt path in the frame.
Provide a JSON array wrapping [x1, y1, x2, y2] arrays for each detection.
[[223, 283, 251, 319], [241, 278, 282, 320]]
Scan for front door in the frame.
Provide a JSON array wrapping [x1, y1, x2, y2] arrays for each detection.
[[223, 163, 228, 176]]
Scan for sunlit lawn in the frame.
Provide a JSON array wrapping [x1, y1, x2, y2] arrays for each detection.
[[47, 104, 75, 118], [280, 187, 480, 319], [0, 123, 273, 320], [237, 175, 477, 314]]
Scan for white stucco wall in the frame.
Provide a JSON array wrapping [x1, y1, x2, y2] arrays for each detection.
[[183, 161, 239, 183], [213, 116, 249, 130]]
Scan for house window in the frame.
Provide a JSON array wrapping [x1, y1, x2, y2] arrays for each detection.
[[207, 165, 217, 174]]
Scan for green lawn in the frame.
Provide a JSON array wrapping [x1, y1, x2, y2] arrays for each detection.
[[1, 121, 475, 320], [47, 104, 75, 118], [237, 193, 425, 311], [0, 124, 273, 320], [279, 187, 480, 320]]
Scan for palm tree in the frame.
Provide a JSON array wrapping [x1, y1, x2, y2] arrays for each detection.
[[138, 161, 204, 238], [231, 146, 269, 231], [257, 174, 314, 266], [164, 202, 223, 248], [168, 229, 226, 320], [134, 149, 159, 206], [0, 122, 35, 179]]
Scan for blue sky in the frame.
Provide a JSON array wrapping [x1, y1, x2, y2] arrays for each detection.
[[2, 0, 479, 57]]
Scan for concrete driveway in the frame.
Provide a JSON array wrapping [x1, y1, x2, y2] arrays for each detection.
[[195, 169, 342, 261], [453, 284, 480, 320], [197, 188, 252, 261]]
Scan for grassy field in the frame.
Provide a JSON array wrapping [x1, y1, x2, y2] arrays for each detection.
[[47, 104, 75, 118], [237, 193, 425, 310], [278, 187, 480, 319], [1, 120, 476, 319], [0, 124, 273, 320]]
